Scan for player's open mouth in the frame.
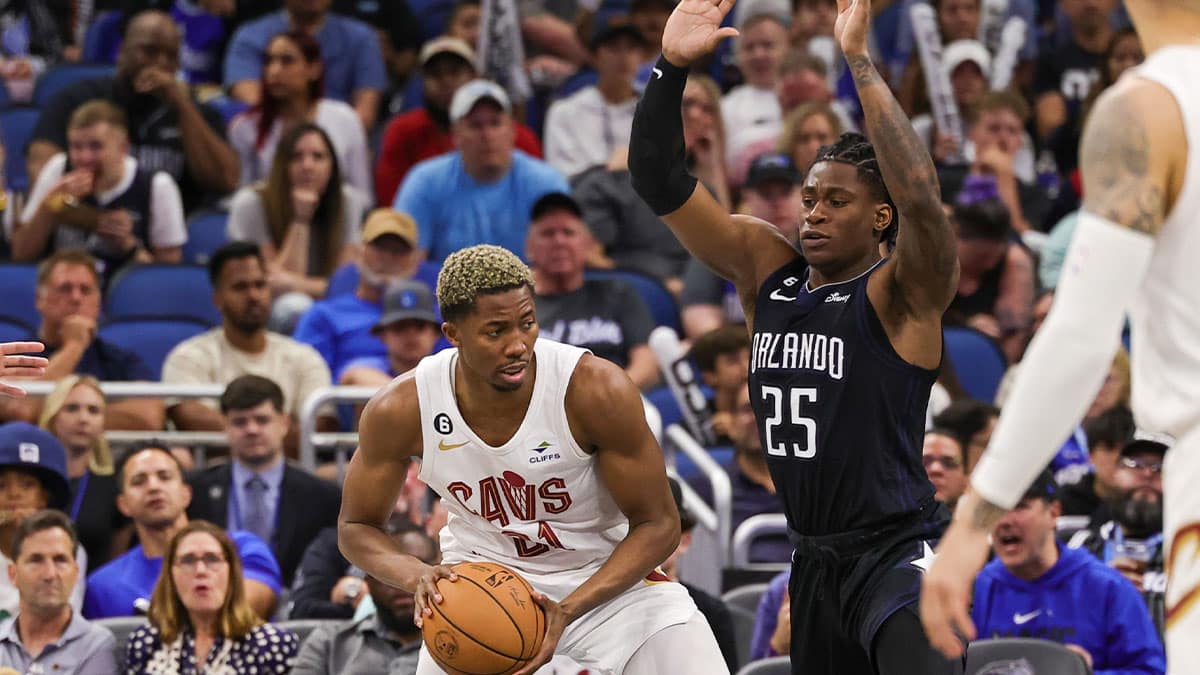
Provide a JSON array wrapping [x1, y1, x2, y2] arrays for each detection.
[[499, 362, 527, 383]]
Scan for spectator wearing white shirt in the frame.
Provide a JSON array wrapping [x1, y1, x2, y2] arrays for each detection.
[[721, 1, 788, 186], [227, 30, 372, 201], [543, 19, 645, 179]]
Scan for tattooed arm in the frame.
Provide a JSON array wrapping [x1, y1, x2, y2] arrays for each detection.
[[919, 75, 1182, 660]]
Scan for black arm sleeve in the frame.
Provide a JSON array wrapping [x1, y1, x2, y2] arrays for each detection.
[[628, 55, 698, 216], [288, 528, 355, 620]]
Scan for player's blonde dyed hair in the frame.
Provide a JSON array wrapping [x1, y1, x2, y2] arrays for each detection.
[[437, 244, 534, 321]]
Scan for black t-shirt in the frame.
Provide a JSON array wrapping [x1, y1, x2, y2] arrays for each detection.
[[332, 0, 424, 55], [37, 338, 154, 381], [30, 76, 228, 212], [1034, 35, 1103, 174], [69, 471, 127, 569], [937, 164, 1054, 232], [535, 278, 655, 369]]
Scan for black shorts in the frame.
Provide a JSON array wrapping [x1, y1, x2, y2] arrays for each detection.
[[787, 500, 949, 674]]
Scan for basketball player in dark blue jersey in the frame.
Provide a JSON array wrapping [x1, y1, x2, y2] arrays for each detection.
[[629, 0, 962, 671]]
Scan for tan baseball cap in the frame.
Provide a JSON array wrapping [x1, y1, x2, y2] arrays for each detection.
[[419, 36, 477, 69], [362, 209, 418, 247]]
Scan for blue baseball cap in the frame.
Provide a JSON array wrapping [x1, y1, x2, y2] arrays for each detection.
[[373, 280, 439, 332], [0, 422, 70, 509], [746, 152, 802, 190]]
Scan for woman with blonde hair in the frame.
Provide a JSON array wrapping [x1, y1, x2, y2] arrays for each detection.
[[38, 375, 128, 567], [776, 102, 843, 175], [682, 74, 732, 209], [125, 521, 298, 674]]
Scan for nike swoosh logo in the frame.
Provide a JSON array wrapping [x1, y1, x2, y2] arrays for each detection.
[[438, 440, 468, 451], [769, 289, 797, 302], [1013, 610, 1042, 625], [652, 67, 663, 79]]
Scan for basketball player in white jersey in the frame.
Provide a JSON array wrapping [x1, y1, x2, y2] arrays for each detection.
[[338, 244, 728, 675], [920, 0, 1200, 670]]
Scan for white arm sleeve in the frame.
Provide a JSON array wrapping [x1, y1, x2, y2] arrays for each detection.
[[970, 211, 1156, 509], [149, 172, 187, 248]]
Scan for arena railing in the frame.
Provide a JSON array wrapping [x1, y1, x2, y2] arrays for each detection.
[[730, 513, 790, 569], [666, 423, 733, 568]]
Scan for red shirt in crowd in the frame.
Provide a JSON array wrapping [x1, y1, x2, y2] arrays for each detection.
[[374, 108, 545, 205]]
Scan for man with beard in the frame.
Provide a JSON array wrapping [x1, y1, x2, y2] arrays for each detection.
[[293, 210, 437, 381], [1068, 431, 1170, 637], [27, 10, 238, 212], [374, 38, 543, 206], [162, 241, 335, 448], [291, 527, 437, 675], [969, 470, 1164, 673]]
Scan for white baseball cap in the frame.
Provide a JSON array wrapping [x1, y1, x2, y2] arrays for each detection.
[[449, 79, 512, 123], [941, 40, 992, 81]]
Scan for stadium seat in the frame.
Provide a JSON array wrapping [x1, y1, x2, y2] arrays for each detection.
[[0, 318, 34, 342], [95, 616, 147, 666], [0, 106, 41, 192], [82, 11, 125, 64], [943, 326, 1008, 403], [207, 96, 250, 125], [0, 264, 41, 330], [727, 604, 758, 670], [278, 619, 338, 647], [105, 264, 220, 326], [646, 385, 685, 430], [735, 655, 791, 675], [585, 269, 682, 333], [965, 638, 1091, 674], [98, 318, 211, 379], [674, 444, 733, 484], [183, 210, 229, 265], [33, 64, 116, 106], [722, 582, 769, 617]]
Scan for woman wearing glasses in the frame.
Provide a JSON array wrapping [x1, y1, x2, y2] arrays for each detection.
[[125, 521, 298, 674]]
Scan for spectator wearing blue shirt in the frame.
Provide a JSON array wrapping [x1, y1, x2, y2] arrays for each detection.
[[223, 0, 387, 130], [972, 470, 1165, 674], [0, 251, 162, 430], [83, 445, 282, 620], [338, 279, 441, 387], [394, 79, 569, 263], [294, 209, 435, 380]]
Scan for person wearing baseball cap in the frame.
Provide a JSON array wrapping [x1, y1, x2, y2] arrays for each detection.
[[374, 38, 544, 205], [393, 79, 568, 263], [0, 422, 81, 619], [970, 467, 1165, 672], [294, 209, 439, 382], [742, 152, 804, 243], [339, 280, 442, 386], [543, 17, 645, 178]]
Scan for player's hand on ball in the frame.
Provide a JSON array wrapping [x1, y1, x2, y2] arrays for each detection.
[[833, 0, 871, 57], [513, 590, 568, 675], [660, 0, 739, 67], [413, 564, 458, 629]]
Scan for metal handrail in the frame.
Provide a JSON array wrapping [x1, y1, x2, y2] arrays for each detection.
[[297, 385, 380, 471], [665, 424, 732, 568], [730, 513, 789, 567], [13, 381, 226, 398]]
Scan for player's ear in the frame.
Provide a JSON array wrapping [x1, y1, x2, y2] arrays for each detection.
[[873, 204, 893, 236], [442, 321, 461, 349]]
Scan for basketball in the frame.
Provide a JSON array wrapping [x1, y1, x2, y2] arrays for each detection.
[[421, 561, 547, 675]]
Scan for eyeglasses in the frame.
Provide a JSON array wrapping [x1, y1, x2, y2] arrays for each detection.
[[923, 455, 962, 470], [1119, 456, 1163, 474], [174, 553, 227, 570]]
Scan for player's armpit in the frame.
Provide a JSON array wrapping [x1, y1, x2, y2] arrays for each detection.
[[1079, 77, 1183, 236]]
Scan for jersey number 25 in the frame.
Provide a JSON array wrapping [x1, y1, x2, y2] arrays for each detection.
[[760, 385, 817, 459]]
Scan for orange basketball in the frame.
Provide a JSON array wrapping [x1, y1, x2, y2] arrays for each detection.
[[421, 561, 547, 675]]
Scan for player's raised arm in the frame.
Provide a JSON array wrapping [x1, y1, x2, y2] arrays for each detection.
[[629, 0, 794, 290], [920, 76, 1183, 660], [837, 0, 957, 313], [338, 376, 458, 621]]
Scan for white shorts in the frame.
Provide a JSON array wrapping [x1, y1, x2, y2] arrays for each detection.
[[415, 572, 719, 675], [1164, 430, 1200, 675]]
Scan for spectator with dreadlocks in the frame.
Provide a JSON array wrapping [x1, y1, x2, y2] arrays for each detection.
[[630, 0, 961, 667]]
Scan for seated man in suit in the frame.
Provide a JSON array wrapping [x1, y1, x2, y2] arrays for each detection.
[[84, 445, 281, 619], [187, 374, 341, 587]]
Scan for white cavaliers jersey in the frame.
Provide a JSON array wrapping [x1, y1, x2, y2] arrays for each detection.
[[1128, 47, 1200, 438], [416, 339, 630, 581]]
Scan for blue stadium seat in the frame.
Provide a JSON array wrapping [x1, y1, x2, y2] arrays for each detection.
[[183, 210, 229, 265], [0, 106, 41, 192], [0, 318, 34, 342], [0, 264, 41, 331], [34, 64, 116, 106], [646, 385, 684, 430], [207, 96, 250, 126], [585, 269, 682, 333], [675, 444, 733, 483], [82, 11, 125, 64], [105, 264, 220, 326], [944, 326, 1008, 403], [98, 318, 211, 379], [0, 82, 9, 107]]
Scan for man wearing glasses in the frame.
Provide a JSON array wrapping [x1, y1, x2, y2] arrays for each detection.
[[1068, 431, 1171, 637], [922, 429, 968, 511]]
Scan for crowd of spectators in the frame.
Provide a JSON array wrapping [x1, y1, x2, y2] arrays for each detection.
[[0, 0, 1168, 670]]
